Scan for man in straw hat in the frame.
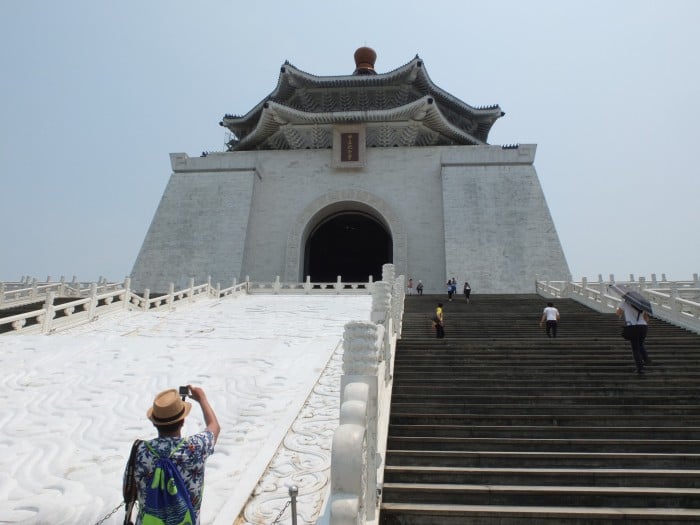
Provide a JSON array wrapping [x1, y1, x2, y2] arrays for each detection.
[[124, 385, 220, 524]]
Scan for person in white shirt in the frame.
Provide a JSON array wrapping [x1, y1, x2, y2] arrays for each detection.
[[539, 302, 560, 338], [616, 300, 650, 375]]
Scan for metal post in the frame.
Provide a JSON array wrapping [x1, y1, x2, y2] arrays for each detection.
[[289, 485, 298, 525]]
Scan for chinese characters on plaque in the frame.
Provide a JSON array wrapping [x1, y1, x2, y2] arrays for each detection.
[[332, 125, 366, 168], [341, 132, 359, 162]]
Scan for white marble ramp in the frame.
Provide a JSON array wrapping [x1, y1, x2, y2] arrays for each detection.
[[0, 294, 370, 525]]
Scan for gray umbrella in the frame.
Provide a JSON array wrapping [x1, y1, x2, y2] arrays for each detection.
[[608, 283, 653, 315]]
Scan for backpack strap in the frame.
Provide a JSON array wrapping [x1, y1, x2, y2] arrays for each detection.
[[123, 439, 142, 525], [144, 438, 186, 459]]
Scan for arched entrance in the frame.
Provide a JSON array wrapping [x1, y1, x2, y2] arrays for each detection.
[[304, 211, 392, 282]]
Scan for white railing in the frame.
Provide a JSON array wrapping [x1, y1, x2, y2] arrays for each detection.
[[0, 275, 121, 308], [537, 273, 700, 334], [248, 275, 374, 295], [0, 274, 379, 335], [324, 263, 404, 525]]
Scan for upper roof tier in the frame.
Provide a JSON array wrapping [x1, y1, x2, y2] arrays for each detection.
[[220, 51, 504, 151]]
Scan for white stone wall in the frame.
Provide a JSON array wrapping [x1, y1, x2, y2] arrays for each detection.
[[441, 145, 570, 293], [130, 145, 570, 294], [130, 153, 256, 292]]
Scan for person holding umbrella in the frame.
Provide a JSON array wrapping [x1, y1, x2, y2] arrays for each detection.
[[611, 284, 652, 375]]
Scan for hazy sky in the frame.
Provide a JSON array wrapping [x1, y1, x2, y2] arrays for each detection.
[[2, 1, 698, 283]]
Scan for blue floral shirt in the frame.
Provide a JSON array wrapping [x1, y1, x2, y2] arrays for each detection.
[[126, 431, 215, 524]]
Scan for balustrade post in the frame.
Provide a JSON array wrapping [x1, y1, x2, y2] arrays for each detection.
[[206, 275, 212, 296], [384, 315, 393, 384], [188, 278, 195, 301], [693, 273, 699, 285], [304, 275, 312, 293], [639, 276, 647, 290], [88, 283, 98, 320], [143, 289, 150, 311], [42, 291, 56, 333], [0, 282, 5, 307], [215, 282, 221, 298], [335, 275, 343, 293], [580, 277, 588, 300], [31, 278, 38, 299], [670, 283, 680, 315], [392, 275, 404, 336], [274, 276, 282, 294], [371, 281, 392, 325], [609, 274, 615, 283], [168, 283, 175, 306], [123, 277, 132, 309], [381, 264, 395, 290]]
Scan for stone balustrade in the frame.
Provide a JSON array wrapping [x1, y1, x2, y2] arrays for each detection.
[[0, 275, 121, 308], [326, 264, 404, 525], [248, 275, 374, 294], [537, 273, 700, 334], [0, 274, 379, 335]]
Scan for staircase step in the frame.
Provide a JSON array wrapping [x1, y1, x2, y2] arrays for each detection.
[[386, 450, 700, 469], [381, 482, 700, 507], [390, 403, 700, 415], [389, 413, 700, 426], [388, 424, 700, 440], [384, 465, 700, 488], [380, 503, 700, 524], [387, 437, 700, 454]]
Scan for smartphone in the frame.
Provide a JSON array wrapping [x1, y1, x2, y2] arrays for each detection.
[[178, 386, 190, 400]]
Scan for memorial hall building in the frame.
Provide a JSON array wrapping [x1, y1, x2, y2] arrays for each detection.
[[131, 48, 570, 293]]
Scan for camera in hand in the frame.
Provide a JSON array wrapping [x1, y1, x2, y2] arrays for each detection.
[[178, 386, 190, 400]]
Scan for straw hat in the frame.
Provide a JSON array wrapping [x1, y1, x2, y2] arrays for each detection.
[[147, 389, 192, 426]]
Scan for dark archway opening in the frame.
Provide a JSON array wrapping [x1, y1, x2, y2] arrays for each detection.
[[304, 212, 392, 282]]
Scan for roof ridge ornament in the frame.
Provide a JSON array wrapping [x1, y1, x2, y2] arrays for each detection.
[[353, 47, 377, 75]]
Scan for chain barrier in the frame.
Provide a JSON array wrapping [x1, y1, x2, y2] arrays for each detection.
[[94, 501, 124, 525], [270, 500, 290, 525], [271, 485, 298, 525]]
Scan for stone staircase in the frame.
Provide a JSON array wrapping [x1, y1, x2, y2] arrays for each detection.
[[379, 294, 700, 524]]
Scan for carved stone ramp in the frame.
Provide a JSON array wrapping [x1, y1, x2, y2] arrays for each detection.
[[380, 294, 700, 524]]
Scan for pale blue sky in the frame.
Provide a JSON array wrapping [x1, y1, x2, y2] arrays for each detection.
[[2, 1, 698, 283]]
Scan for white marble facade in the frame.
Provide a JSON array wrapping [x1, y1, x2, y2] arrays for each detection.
[[130, 142, 570, 294]]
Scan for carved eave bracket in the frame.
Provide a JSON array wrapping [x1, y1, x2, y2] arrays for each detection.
[[226, 96, 485, 151]]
